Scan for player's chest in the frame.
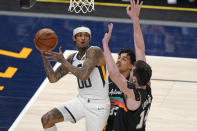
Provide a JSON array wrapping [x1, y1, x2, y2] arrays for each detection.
[[72, 59, 85, 68]]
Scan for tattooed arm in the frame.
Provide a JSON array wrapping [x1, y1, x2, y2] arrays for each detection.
[[41, 52, 74, 83], [61, 46, 103, 81]]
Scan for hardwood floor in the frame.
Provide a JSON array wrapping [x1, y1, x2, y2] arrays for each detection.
[[12, 51, 197, 131]]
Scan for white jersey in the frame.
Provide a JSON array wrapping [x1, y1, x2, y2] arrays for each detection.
[[72, 50, 109, 99]]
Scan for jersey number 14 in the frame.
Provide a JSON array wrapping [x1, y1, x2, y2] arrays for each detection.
[[136, 108, 150, 129]]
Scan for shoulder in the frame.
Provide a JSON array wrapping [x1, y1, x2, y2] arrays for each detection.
[[86, 46, 103, 58], [87, 46, 103, 53]]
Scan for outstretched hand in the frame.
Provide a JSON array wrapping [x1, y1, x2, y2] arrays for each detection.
[[126, 0, 143, 20], [44, 46, 65, 63], [102, 23, 113, 47]]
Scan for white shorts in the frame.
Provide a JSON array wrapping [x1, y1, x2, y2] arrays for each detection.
[[56, 95, 110, 131]]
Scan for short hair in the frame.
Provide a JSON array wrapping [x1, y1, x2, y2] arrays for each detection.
[[118, 48, 136, 65], [133, 60, 152, 86]]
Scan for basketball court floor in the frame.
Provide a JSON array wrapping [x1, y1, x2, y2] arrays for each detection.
[[0, 1, 197, 130]]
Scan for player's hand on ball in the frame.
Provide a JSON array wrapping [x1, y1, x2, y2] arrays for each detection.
[[45, 47, 65, 63]]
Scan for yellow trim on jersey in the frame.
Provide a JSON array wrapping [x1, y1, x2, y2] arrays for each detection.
[[97, 65, 107, 86], [103, 124, 107, 131], [101, 65, 106, 81]]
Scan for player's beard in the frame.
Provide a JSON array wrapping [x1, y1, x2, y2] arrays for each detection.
[[79, 45, 89, 51]]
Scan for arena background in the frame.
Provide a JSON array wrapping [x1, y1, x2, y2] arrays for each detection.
[[0, 0, 197, 131]]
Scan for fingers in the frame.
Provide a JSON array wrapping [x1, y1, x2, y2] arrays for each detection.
[[104, 33, 108, 37], [138, 1, 143, 13], [45, 56, 57, 61], [137, 0, 139, 6], [41, 47, 64, 62], [130, 0, 142, 7], [109, 23, 113, 27], [45, 51, 58, 56], [102, 33, 109, 43], [45, 47, 62, 55], [44, 51, 58, 61], [40, 50, 47, 56], [102, 23, 113, 45], [132, 0, 135, 8], [59, 46, 63, 54], [127, 0, 143, 15], [108, 23, 113, 35], [126, 6, 129, 12], [130, 0, 134, 6], [140, 1, 143, 8], [43, 46, 63, 56]]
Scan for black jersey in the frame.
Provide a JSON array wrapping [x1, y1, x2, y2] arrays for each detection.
[[104, 77, 129, 131], [113, 83, 152, 131]]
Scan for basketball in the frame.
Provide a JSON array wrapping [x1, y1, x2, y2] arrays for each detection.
[[34, 28, 58, 51]]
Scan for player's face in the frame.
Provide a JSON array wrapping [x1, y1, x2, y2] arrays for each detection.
[[73, 32, 90, 48], [116, 53, 133, 74]]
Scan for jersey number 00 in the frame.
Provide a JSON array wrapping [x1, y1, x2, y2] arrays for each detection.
[[76, 64, 92, 89], [77, 78, 92, 89]]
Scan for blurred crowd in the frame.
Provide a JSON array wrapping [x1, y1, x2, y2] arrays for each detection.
[[167, 0, 195, 4]]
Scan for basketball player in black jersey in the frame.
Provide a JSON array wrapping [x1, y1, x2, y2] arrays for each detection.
[[103, 0, 152, 131], [105, 48, 136, 131]]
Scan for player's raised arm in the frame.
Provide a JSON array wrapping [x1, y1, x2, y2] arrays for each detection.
[[102, 23, 130, 96], [127, 0, 146, 62], [103, 23, 141, 110]]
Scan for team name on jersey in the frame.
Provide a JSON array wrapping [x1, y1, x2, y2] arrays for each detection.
[[109, 89, 122, 95]]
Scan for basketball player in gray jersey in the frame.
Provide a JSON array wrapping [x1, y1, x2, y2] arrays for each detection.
[[39, 26, 110, 131]]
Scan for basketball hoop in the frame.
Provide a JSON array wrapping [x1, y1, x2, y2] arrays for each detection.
[[68, 0, 95, 13]]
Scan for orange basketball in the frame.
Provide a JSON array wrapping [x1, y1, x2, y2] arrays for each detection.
[[34, 28, 58, 51]]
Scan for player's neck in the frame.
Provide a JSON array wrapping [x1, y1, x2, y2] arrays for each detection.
[[121, 70, 130, 79], [77, 47, 88, 59]]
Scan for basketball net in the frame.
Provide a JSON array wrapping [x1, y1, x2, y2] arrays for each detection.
[[68, 0, 95, 13]]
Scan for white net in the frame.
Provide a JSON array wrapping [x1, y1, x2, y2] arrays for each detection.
[[68, 0, 95, 13]]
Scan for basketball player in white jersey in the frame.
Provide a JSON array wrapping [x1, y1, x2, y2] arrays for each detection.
[[39, 26, 110, 131]]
